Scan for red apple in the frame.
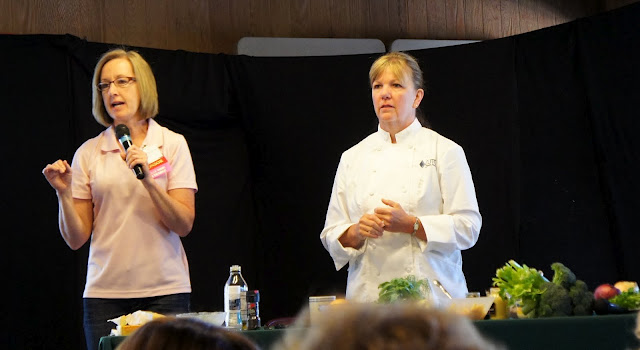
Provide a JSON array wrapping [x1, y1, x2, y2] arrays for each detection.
[[594, 283, 621, 300]]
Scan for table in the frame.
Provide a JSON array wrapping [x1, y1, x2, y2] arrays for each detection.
[[475, 313, 640, 350], [99, 313, 640, 350]]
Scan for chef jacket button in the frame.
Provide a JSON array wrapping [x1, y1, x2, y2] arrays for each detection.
[[369, 192, 374, 196], [377, 271, 381, 276], [405, 267, 412, 273]]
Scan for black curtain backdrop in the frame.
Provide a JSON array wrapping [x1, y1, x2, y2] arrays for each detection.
[[3, 3, 640, 349]]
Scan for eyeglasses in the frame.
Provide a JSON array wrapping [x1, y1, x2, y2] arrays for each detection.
[[97, 77, 136, 92]]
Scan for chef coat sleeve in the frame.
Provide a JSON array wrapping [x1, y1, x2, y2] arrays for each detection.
[[320, 154, 366, 271], [417, 145, 482, 253]]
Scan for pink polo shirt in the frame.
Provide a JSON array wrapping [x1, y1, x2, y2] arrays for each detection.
[[71, 119, 198, 298]]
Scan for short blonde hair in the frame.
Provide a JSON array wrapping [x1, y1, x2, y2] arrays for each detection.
[[276, 303, 504, 350], [92, 49, 158, 127], [369, 51, 424, 91]]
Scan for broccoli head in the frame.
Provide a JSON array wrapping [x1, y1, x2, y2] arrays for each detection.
[[537, 281, 572, 317], [569, 280, 594, 316], [551, 262, 577, 289], [520, 297, 541, 318]]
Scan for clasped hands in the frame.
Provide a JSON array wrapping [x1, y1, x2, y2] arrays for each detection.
[[354, 198, 415, 241]]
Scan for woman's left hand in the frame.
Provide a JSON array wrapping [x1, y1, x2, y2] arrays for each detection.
[[374, 198, 415, 234], [121, 145, 149, 177]]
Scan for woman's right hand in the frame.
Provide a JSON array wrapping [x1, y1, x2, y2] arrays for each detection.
[[355, 213, 385, 239], [42, 160, 72, 193], [340, 213, 386, 248]]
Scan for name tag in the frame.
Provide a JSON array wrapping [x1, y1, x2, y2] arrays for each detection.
[[144, 145, 172, 179]]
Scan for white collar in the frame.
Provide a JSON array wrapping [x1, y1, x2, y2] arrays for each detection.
[[376, 118, 422, 144]]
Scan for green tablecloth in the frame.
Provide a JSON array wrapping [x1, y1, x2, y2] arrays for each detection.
[[99, 313, 640, 350], [474, 313, 640, 349]]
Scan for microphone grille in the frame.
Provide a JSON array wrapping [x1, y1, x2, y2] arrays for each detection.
[[115, 124, 130, 139]]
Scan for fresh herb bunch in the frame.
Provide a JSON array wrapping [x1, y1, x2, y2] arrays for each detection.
[[493, 260, 594, 318], [377, 275, 430, 303], [492, 260, 548, 303], [610, 290, 640, 310], [492, 260, 548, 316]]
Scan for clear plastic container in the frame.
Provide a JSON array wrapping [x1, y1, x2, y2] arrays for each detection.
[[309, 296, 336, 325]]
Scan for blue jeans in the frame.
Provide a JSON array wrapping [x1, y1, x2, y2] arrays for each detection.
[[83, 293, 190, 350]]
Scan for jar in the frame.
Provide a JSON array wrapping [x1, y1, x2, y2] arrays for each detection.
[[308, 296, 335, 325], [487, 288, 507, 319]]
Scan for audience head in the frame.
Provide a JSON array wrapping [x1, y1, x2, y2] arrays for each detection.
[[116, 317, 259, 350], [635, 311, 640, 349], [92, 48, 159, 127], [274, 302, 504, 350]]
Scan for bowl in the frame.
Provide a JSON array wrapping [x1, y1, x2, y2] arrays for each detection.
[[440, 297, 495, 320], [121, 324, 142, 336], [176, 312, 227, 326]]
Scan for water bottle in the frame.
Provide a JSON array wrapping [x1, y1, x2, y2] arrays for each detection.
[[224, 265, 248, 329]]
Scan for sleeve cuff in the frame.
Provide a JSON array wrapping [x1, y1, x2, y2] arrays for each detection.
[[322, 223, 366, 270], [416, 215, 455, 253]]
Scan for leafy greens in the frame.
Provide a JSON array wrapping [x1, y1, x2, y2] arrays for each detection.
[[377, 275, 431, 303]]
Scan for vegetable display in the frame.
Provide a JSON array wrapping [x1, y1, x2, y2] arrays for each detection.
[[609, 290, 640, 310], [492, 260, 594, 318], [377, 275, 431, 303], [492, 260, 547, 317], [591, 280, 640, 313], [549, 263, 594, 317]]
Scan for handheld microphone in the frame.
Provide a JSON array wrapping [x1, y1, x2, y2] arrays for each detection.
[[115, 124, 145, 179]]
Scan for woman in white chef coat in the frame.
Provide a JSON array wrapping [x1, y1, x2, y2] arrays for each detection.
[[320, 52, 481, 302]]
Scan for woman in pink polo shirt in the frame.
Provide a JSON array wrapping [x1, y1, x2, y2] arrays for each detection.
[[42, 49, 198, 350]]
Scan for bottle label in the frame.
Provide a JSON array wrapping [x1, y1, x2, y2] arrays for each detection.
[[240, 290, 247, 322], [247, 304, 258, 317], [225, 285, 243, 328], [224, 270, 248, 329], [225, 286, 242, 310]]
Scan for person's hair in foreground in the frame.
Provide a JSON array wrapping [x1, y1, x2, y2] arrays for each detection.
[[273, 302, 504, 350], [635, 311, 640, 349], [117, 317, 259, 350]]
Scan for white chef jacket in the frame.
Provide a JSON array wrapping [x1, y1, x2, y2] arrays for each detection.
[[320, 119, 481, 302]]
